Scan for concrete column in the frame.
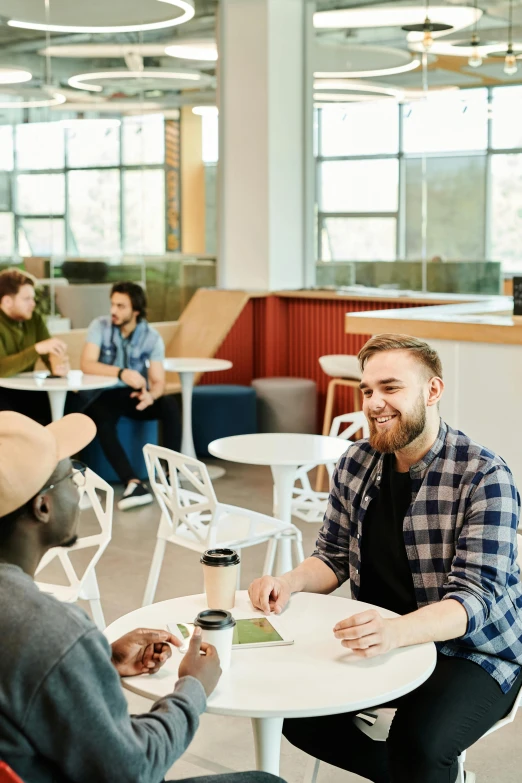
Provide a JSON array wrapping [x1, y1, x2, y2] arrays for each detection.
[[217, 0, 315, 291]]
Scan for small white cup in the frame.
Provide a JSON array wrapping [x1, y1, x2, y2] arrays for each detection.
[[194, 609, 236, 671]]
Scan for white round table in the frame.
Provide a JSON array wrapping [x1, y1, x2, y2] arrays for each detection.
[[105, 591, 436, 776], [164, 358, 233, 480], [208, 433, 348, 573], [0, 370, 118, 421]]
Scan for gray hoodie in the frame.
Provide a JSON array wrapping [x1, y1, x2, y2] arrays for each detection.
[[0, 564, 206, 783]]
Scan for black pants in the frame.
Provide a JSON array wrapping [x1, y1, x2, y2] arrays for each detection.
[[84, 387, 182, 485], [283, 653, 522, 783], [0, 388, 52, 425]]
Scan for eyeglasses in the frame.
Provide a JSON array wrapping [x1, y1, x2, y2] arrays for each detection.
[[41, 460, 88, 494]]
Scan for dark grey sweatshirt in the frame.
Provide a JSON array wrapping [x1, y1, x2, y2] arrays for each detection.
[[0, 564, 207, 783]]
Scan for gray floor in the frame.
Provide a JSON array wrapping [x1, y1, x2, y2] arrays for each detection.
[[44, 459, 522, 783]]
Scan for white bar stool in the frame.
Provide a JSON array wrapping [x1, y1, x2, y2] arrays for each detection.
[[316, 354, 362, 490]]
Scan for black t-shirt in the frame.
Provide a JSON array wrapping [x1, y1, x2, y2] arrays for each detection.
[[358, 453, 418, 616]]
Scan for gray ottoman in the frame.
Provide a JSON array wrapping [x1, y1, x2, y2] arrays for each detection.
[[252, 377, 317, 433]]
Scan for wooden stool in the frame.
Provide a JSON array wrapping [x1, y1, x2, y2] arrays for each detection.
[[316, 355, 362, 491]]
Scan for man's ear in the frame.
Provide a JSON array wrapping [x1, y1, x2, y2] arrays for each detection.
[[32, 493, 51, 523], [427, 376, 444, 407]]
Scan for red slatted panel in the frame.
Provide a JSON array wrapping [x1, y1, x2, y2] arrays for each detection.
[[198, 295, 426, 431], [199, 300, 255, 386]]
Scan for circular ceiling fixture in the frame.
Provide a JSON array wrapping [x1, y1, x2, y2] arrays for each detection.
[[2, 0, 195, 33], [314, 79, 405, 103], [0, 67, 32, 84], [409, 39, 522, 59], [314, 43, 421, 78], [68, 69, 204, 93], [0, 90, 66, 109], [314, 5, 481, 39], [165, 41, 218, 61]]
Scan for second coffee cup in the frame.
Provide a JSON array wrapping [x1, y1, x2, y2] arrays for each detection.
[[195, 609, 236, 671], [201, 548, 240, 610]]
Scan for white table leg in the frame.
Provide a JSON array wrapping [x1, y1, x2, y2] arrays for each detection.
[[179, 371, 197, 459], [271, 464, 298, 575], [48, 390, 67, 422], [251, 717, 284, 775]]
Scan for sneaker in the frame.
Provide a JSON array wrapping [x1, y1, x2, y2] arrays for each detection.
[[117, 481, 153, 511]]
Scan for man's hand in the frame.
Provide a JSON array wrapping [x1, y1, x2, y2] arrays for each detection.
[[333, 610, 401, 659], [121, 368, 147, 390], [178, 627, 221, 697], [248, 575, 291, 615], [35, 337, 68, 358], [111, 628, 182, 676], [131, 388, 154, 411]]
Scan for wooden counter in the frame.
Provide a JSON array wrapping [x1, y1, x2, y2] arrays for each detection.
[[345, 296, 521, 346]]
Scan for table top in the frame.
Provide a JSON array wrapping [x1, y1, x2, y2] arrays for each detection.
[[0, 371, 118, 393], [105, 592, 436, 719], [208, 433, 348, 467], [164, 358, 233, 374]]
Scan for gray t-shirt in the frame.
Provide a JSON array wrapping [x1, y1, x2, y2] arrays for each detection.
[[0, 564, 206, 783]]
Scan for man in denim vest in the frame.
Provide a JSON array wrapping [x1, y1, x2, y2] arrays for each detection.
[[81, 282, 181, 510]]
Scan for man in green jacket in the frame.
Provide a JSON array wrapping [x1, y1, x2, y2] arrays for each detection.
[[0, 268, 68, 423]]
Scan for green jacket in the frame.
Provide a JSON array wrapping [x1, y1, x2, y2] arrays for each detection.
[[0, 309, 50, 377]]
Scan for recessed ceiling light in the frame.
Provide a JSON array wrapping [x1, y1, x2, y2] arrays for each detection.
[[192, 106, 218, 116], [6, 0, 195, 33], [68, 70, 202, 93], [165, 41, 217, 61], [0, 67, 32, 84], [0, 92, 66, 109]]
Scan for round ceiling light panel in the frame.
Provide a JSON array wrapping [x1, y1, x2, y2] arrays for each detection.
[[0, 87, 66, 109], [314, 5, 481, 40], [68, 69, 206, 94], [2, 0, 195, 33], [165, 40, 218, 61], [314, 79, 405, 102], [314, 43, 421, 78], [0, 67, 32, 84]]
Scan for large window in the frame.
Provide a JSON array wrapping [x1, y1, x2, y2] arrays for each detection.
[[317, 85, 522, 272], [0, 117, 167, 258]]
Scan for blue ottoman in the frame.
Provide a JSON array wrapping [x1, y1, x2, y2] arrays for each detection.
[[192, 385, 257, 458], [81, 418, 158, 484]]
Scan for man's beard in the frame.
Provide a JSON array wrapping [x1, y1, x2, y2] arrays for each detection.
[[368, 392, 427, 454]]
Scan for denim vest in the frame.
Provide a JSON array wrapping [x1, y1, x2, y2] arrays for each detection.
[[98, 316, 159, 382]]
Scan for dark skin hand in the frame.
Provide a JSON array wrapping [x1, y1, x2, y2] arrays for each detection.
[[111, 628, 182, 676]]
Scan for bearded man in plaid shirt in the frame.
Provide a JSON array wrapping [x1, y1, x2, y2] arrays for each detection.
[[249, 334, 522, 783]]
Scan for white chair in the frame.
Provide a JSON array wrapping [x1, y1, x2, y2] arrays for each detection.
[[35, 468, 113, 630], [142, 444, 305, 606], [303, 533, 522, 783], [317, 354, 362, 491], [292, 411, 369, 524]]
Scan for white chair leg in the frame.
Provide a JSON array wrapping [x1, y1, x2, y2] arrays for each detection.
[[79, 570, 106, 631], [263, 539, 277, 576], [89, 599, 106, 631], [142, 538, 167, 607], [303, 756, 320, 783], [456, 751, 466, 783]]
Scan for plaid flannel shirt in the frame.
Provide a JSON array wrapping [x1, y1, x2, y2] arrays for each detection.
[[313, 419, 522, 693]]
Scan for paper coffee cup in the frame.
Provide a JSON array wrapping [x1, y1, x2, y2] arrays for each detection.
[[201, 548, 240, 610], [195, 609, 236, 671]]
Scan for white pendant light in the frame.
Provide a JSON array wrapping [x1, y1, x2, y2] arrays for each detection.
[[504, 0, 518, 76], [0, 67, 32, 84], [468, 1, 482, 68]]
